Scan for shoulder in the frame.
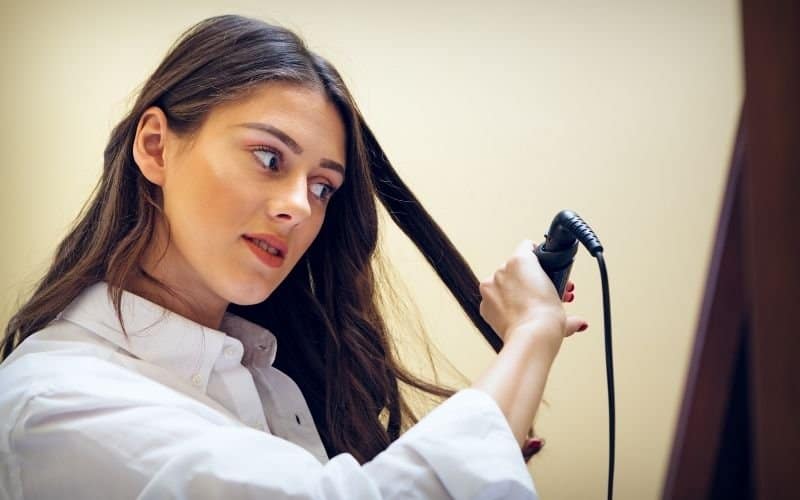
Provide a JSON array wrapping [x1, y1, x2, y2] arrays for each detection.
[[3, 317, 119, 363], [0, 318, 124, 393], [0, 319, 224, 433]]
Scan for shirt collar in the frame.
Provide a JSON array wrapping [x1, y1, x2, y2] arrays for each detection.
[[57, 281, 278, 392]]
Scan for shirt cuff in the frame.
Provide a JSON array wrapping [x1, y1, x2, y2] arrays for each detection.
[[370, 387, 538, 499]]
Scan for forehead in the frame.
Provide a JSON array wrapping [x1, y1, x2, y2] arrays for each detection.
[[203, 81, 347, 161], [208, 81, 342, 130]]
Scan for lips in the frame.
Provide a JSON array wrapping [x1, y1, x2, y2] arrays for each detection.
[[242, 233, 288, 257], [242, 233, 288, 269]]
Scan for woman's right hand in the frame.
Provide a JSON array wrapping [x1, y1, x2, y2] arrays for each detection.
[[478, 239, 588, 358]]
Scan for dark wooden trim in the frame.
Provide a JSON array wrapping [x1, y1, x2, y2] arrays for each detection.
[[740, 1, 800, 497]]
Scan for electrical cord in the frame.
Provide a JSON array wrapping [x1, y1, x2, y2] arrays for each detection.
[[597, 251, 614, 500]]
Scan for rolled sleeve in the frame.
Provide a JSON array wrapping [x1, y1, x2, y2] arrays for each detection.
[[364, 388, 536, 499]]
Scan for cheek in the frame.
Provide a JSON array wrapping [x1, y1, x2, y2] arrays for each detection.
[[292, 214, 326, 256], [163, 154, 252, 242]]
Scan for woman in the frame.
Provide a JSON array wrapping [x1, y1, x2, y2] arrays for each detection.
[[0, 14, 588, 499]]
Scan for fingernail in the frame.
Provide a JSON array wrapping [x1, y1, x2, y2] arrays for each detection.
[[578, 323, 588, 332], [568, 295, 574, 302], [523, 438, 544, 454]]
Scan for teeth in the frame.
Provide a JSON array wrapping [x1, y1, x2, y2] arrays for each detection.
[[250, 238, 281, 256]]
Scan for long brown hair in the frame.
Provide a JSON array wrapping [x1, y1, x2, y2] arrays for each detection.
[[1, 15, 505, 463]]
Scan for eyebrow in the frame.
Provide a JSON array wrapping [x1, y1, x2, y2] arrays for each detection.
[[236, 122, 346, 177]]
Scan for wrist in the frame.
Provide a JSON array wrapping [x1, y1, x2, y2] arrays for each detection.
[[504, 319, 563, 362]]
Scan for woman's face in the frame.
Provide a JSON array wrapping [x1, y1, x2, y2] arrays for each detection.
[[133, 81, 347, 326]]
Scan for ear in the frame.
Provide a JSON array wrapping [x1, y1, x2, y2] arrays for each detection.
[[132, 106, 170, 186]]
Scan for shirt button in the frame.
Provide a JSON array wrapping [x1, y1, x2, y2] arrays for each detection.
[[224, 347, 237, 358], [190, 374, 203, 387]]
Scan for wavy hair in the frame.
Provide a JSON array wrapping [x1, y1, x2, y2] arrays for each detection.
[[1, 15, 508, 463]]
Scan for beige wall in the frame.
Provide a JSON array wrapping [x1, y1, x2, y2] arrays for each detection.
[[0, 1, 742, 498]]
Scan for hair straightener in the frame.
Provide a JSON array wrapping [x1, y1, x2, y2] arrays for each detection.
[[534, 210, 614, 500]]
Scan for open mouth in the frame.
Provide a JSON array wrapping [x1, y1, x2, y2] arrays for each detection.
[[242, 235, 286, 269], [243, 235, 284, 257]]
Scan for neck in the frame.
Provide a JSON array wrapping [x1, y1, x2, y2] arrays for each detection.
[[127, 221, 228, 330]]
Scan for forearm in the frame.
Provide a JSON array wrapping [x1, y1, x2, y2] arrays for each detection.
[[470, 321, 560, 447]]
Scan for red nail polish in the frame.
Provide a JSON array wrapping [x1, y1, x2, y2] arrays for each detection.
[[523, 438, 543, 454], [578, 323, 588, 332]]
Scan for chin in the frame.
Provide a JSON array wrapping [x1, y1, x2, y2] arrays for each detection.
[[222, 277, 279, 306]]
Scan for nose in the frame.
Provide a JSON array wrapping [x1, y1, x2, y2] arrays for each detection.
[[267, 175, 312, 225]]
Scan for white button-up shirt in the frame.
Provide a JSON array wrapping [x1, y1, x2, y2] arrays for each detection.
[[0, 282, 537, 499]]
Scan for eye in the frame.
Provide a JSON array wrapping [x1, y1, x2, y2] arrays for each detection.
[[310, 182, 336, 202], [253, 148, 281, 171]]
